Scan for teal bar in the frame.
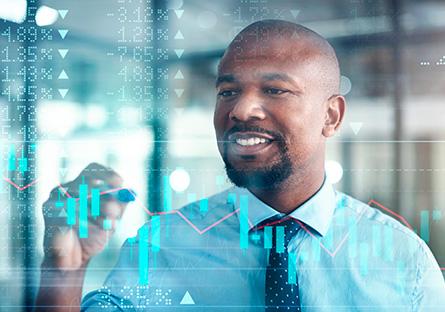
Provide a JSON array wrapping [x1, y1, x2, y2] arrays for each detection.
[[8, 144, 15, 171], [288, 252, 297, 285], [384, 226, 394, 262], [372, 224, 381, 257], [79, 184, 88, 238], [66, 197, 76, 226], [264, 226, 272, 249], [151, 216, 160, 252], [227, 193, 236, 205], [18, 157, 27, 173], [91, 188, 100, 218], [420, 211, 430, 243], [250, 233, 260, 241], [323, 229, 333, 250], [138, 226, 149, 285], [199, 198, 208, 213], [311, 237, 321, 261], [163, 175, 171, 211], [348, 218, 357, 258], [359, 243, 369, 276], [239, 195, 249, 249], [432, 210, 442, 221], [276, 226, 285, 253], [103, 219, 112, 230]]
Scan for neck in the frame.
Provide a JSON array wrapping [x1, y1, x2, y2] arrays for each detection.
[[248, 167, 325, 215]]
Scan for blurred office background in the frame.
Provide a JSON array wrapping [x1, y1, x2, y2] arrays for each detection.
[[1, 0, 445, 310]]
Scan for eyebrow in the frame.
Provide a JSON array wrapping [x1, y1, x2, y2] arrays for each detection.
[[215, 72, 302, 90], [215, 74, 237, 87], [262, 73, 297, 84]]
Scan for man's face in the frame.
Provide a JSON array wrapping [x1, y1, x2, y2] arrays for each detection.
[[213, 37, 332, 190]]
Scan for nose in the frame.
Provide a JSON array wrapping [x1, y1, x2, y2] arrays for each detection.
[[228, 91, 266, 122]]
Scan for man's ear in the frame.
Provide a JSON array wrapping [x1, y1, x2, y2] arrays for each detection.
[[322, 95, 346, 138]]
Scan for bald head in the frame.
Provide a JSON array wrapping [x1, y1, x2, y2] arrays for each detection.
[[220, 19, 341, 96]]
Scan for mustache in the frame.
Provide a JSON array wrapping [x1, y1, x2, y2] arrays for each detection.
[[223, 124, 284, 142]]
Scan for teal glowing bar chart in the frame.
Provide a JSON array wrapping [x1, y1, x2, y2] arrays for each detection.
[[264, 226, 272, 249], [199, 198, 208, 214], [151, 216, 160, 253], [18, 149, 28, 173], [67, 197, 76, 226], [79, 183, 88, 238], [91, 188, 100, 218], [163, 175, 172, 211], [240, 195, 249, 250], [288, 252, 297, 285], [420, 210, 429, 243], [276, 226, 285, 253], [138, 226, 149, 285], [8, 144, 15, 171]]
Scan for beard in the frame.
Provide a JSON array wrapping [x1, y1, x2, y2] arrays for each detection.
[[221, 125, 293, 190]]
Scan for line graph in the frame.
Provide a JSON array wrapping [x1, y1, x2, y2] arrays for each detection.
[[2, 175, 444, 270]]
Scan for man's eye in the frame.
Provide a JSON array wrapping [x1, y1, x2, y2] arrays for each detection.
[[218, 90, 238, 97], [264, 88, 287, 95]]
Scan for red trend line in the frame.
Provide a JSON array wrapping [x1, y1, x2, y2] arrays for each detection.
[[3, 176, 444, 269], [3, 177, 39, 191], [368, 199, 413, 230], [56, 185, 241, 236]]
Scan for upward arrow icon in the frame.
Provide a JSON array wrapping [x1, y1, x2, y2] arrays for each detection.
[[180, 291, 195, 305]]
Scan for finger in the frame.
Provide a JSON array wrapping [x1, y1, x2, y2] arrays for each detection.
[[89, 215, 119, 232], [97, 199, 124, 220]]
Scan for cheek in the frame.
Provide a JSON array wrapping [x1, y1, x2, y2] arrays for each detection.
[[279, 112, 324, 156]]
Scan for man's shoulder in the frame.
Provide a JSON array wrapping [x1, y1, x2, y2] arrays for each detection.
[[336, 191, 429, 256]]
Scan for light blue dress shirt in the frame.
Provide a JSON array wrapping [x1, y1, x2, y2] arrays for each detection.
[[82, 181, 445, 311]]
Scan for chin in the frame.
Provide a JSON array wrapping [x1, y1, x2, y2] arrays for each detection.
[[224, 161, 293, 190]]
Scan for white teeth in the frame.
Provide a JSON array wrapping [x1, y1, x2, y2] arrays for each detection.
[[235, 137, 268, 146]]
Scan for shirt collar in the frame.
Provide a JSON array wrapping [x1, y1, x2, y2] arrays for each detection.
[[231, 178, 336, 237]]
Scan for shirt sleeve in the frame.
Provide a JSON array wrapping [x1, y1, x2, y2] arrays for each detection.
[[80, 230, 147, 311], [412, 240, 445, 311]]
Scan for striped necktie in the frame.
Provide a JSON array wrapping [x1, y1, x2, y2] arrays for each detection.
[[253, 216, 302, 311]]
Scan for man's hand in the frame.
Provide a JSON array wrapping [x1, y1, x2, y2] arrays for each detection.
[[42, 162, 128, 270]]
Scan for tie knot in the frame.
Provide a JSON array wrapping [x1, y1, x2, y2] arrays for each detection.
[[251, 216, 300, 249]]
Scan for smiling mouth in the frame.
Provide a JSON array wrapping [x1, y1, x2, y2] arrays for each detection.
[[227, 132, 276, 156]]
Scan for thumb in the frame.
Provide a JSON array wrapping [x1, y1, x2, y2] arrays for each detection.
[[51, 229, 83, 270]]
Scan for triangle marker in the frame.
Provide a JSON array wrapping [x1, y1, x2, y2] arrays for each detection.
[[174, 89, 184, 98], [58, 209, 67, 218], [58, 70, 69, 80], [58, 89, 69, 99], [174, 30, 184, 40], [174, 9, 184, 19], [58, 49, 69, 58], [58, 29, 69, 39], [59, 167, 68, 176], [174, 49, 184, 58], [174, 70, 184, 79], [58, 9, 68, 19], [180, 291, 195, 305], [349, 122, 363, 135], [290, 10, 300, 18]]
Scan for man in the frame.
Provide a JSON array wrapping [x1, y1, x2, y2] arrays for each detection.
[[36, 20, 445, 311]]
